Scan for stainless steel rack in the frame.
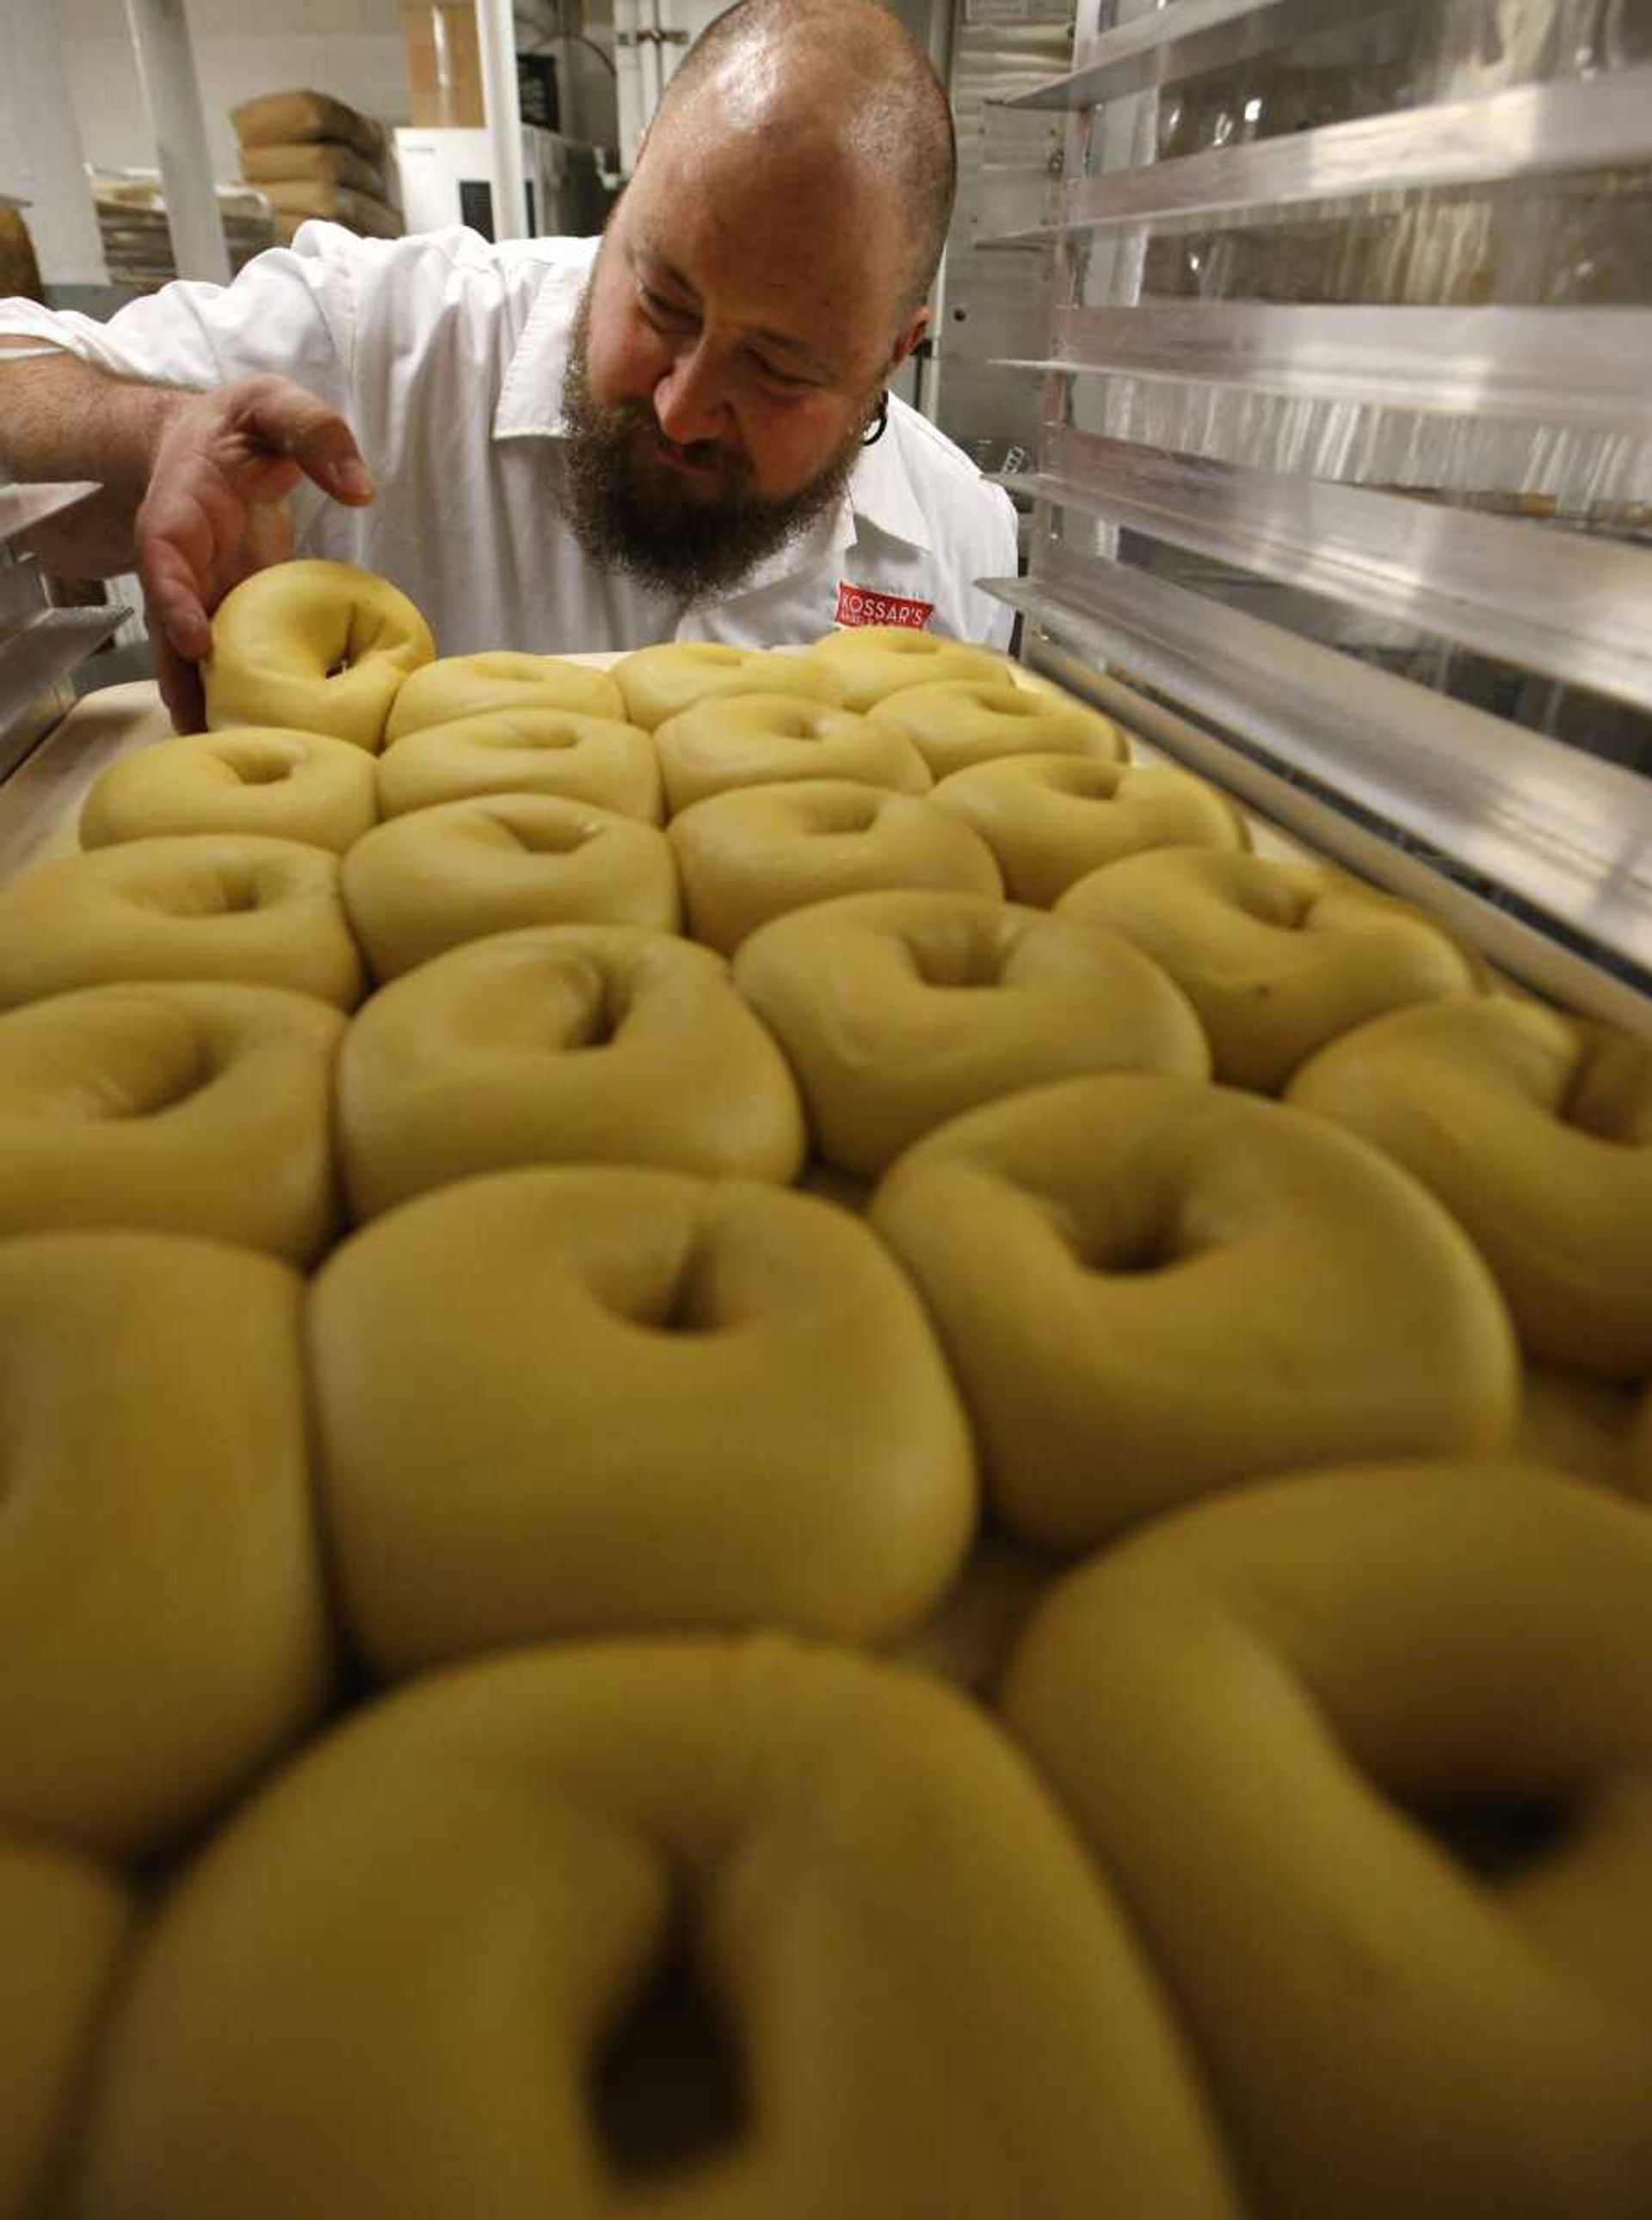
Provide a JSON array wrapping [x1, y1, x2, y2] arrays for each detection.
[[0, 483, 127, 781], [981, 0, 1652, 1028]]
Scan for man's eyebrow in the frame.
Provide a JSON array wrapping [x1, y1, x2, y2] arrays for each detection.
[[749, 323, 838, 379], [633, 244, 839, 380]]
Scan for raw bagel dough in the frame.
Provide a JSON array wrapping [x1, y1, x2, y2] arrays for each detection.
[[203, 558, 435, 749], [1059, 846, 1486, 1091], [342, 794, 681, 980], [337, 925, 805, 1218], [613, 640, 846, 731], [1516, 1367, 1644, 1500], [311, 1172, 977, 1666], [1633, 1385, 1652, 1502], [886, 1538, 1051, 1700], [801, 623, 1010, 712], [80, 726, 376, 854], [63, 1637, 1238, 2220], [0, 1231, 334, 1858], [870, 1074, 1519, 1550], [0, 1833, 133, 2220], [383, 651, 626, 739], [376, 706, 662, 823], [669, 778, 1002, 954], [798, 1159, 873, 1213], [0, 982, 343, 1262], [1287, 996, 1652, 1380], [934, 752, 1248, 905], [654, 694, 930, 816], [1003, 1461, 1652, 2219], [867, 680, 1128, 780], [734, 888, 1210, 1175], [0, 835, 365, 1013]]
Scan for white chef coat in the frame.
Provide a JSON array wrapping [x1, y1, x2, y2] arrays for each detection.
[[0, 225, 1019, 657]]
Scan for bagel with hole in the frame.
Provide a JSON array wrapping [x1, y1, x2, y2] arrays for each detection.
[[867, 679, 1129, 780], [0, 982, 342, 1262], [654, 694, 930, 816], [63, 1637, 1239, 2219], [0, 1231, 334, 1859], [934, 752, 1248, 905], [669, 778, 1002, 954], [203, 558, 435, 749], [337, 925, 805, 1218], [311, 1170, 977, 1667], [79, 727, 376, 854], [870, 1074, 1519, 1550], [1058, 847, 1487, 1091], [342, 794, 681, 980], [801, 622, 1010, 712], [1002, 1460, 1652, 2219], [382, 651, 625, 738], [0, 835, 365, 1012], [376, 706, 662, 823], [1287, 996, 1652, 1380], [734, 889, 1210, 1176], [0, 1832, 133, 2220], [613, 640, 845, 731]]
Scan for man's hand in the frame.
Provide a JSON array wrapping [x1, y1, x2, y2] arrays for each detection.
[[136, 374, 374, 730]]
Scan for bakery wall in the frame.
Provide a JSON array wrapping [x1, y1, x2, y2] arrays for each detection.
[[51, 0, 945, 204], [0, 0, 108, 284], [57, 0, 412, 183]]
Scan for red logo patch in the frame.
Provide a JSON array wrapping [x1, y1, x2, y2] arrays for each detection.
[[834, 583, 934, 631]]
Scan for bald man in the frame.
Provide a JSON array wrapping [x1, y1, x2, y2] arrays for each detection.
[[0, 0, 1016, 729]]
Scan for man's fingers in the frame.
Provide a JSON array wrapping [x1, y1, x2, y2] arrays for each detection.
[[243, 454, 305, 503], [242, 496, 295, 573], [151, 621, 206, 735], [139, 534, 213, 662], [237, 379, 374, 505], [136, 375, 369, 733]]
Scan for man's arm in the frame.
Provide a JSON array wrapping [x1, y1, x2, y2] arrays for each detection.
[[0, 345, 373, 727], [0, 347, 186, 575], [0, 237, 378, 725]]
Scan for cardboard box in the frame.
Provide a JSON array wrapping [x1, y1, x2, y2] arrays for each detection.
[[401, 6, 560, 132], [402, 3, 484, 129]]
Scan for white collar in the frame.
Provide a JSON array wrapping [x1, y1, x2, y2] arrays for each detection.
[[491, 240, 596, 441], [490, 244, 932, 558]]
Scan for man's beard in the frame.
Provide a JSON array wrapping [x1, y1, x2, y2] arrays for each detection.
[[558, 279, 877, 601]]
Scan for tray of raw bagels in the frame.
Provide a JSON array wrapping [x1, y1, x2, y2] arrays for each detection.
[[3, 555, 1649, 2218]]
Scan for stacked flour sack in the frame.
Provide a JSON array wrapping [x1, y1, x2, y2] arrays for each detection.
[[3, 555, 1650, 2219], [232, 89, 401, 246]]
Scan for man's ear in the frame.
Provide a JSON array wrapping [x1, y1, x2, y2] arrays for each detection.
[[885, 305, 931, 377]]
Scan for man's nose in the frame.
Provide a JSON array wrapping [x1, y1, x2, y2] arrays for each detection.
[[654, 344, 733, 448]]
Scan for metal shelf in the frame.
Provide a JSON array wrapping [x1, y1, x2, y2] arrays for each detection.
[[0, 558, 46, 636], [0, 481, 102, 547], [989, 60, 1652, 242], [1005, 0, 1408, 113], [986, 545, 1652, 987], [996, 302, 1652, 439], [0, 608, 127, 778], [1002, 426, 1652, 717]]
